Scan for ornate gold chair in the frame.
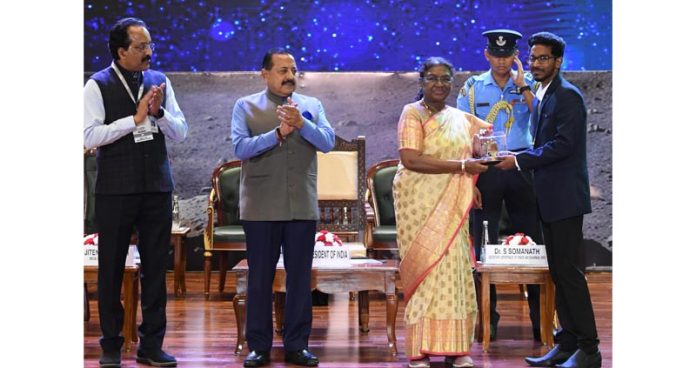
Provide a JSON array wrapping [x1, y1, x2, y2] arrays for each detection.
[[316, 135, 367, 251]]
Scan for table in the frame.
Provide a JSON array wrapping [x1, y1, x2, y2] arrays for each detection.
[[476, 264, 556, 352], [84, 265, 140, 351], [171, 226, 191, 297], [231, 259, 399, 355]]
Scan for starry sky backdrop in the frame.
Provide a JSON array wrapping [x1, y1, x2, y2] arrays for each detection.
[[84, 0, 612, 72]]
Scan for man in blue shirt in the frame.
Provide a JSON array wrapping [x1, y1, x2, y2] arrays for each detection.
[[231, 48, 335, 367], [457, 29, 542, 341]]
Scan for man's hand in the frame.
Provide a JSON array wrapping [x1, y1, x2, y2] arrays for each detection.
[[278, 121, 295, 139], [473, 186, 483, 209], [495, 155, 517, 170], [276, 97, 304, 129], [512, 56, 526, 87], [134, 87, 156, 125], [148, 83, 165, 117]]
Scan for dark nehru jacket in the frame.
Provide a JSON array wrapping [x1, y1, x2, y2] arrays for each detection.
[[90, 67, 172, 194]]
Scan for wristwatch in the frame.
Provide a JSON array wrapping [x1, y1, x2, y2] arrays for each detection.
[[518, 85, 532, 94]]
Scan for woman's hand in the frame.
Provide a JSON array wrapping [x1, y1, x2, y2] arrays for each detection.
[[473, 186, 483, 209], [464, 159, 489, 174]]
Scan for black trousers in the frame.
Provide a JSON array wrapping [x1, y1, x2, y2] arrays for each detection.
[[95, 192, 172, 352], [470, 167, 542, 329], [542, 215, 599, 353], [242, 220, 316, 352]]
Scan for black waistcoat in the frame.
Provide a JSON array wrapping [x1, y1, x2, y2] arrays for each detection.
[[90, 65, 172, 194]]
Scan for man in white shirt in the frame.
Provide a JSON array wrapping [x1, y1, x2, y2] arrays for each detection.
[[84, 17, 187, 368]]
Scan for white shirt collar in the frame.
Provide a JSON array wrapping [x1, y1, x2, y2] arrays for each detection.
[[535, 81, 550, 102]]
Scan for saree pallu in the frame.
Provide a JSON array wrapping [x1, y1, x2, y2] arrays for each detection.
[[393, 102, 487, 358]]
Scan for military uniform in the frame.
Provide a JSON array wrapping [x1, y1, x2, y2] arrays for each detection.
[[456, 29, 542, 340]]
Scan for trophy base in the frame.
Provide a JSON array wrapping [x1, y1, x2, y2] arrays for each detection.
[[481, 159, 502, 166]]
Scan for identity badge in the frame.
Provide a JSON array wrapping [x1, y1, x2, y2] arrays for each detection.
[[133, 117, 160, 143], [133, 123, 154, 143]]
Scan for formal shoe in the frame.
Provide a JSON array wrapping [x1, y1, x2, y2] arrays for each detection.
[[524, 345, 575, 367], [135, 349, 177, 367], [99, 350, 121, 368], [408, 357, 430, 368], [243, 350, 270, 367], [445, 355, 474, 367], [284, 349, 319, 366], [555, 349, 601, 368]]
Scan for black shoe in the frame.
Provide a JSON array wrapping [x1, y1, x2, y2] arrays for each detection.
[[284, 349, 319, 366], [555, 349, 601, 368], [136, 349, 177, 367], [524, 345, 575, 367], [99, 350, 121, 368], [243, 350, 270, 367]]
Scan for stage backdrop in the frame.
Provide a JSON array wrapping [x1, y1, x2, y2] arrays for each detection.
[[84, 0, 612, 268], [84, 0, 612, 72]]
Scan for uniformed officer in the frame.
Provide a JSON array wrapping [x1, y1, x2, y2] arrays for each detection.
[[456, 29, 543, 341]]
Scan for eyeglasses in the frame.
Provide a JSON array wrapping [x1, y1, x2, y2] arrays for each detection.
[[527, 55, 556, 65], [423, 75, 453, 84], [131, 42, 156, 52]]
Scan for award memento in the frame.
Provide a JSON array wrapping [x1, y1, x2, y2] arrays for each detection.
[[473, 130, 511, 165]]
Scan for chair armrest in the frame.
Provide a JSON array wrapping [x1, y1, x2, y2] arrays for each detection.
[[203, 188, 217, 252], [364, 188, 376, 224], [364, 202, 375, 225], [364, 201, 375, 248]]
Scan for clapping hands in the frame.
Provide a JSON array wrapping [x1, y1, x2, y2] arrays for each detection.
[[134, 83, 165, 125]]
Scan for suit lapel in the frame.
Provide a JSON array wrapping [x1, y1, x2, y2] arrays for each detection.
[[539, 75, 561, 114], [531, 97, 540, 144], [533, 75, 562, 145]]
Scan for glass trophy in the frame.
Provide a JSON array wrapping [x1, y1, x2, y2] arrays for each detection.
[[473, 130, 511, 165]]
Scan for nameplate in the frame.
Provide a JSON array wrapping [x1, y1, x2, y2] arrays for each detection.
[[84, 244, 140, 267], [483, 244, 548, 267]]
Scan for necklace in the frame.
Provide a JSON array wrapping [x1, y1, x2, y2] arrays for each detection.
[[421, 100, 445, 116]]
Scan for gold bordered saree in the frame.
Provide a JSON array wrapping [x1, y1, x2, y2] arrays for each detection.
[[394, 102, 489, 358]]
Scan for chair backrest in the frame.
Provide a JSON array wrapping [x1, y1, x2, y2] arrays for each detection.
[[211, 160, 242, 226], [367, 159, 399, 226], [316, 135, 366, 241], [84, 150, 98, 234]]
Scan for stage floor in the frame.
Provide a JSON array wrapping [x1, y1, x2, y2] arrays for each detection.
[[84, 271, 612, 367]]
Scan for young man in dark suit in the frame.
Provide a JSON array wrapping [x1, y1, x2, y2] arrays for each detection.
[[497, 32, 601, 368]]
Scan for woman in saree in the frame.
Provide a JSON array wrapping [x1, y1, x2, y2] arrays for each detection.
[[394, 57, 491, 368]]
